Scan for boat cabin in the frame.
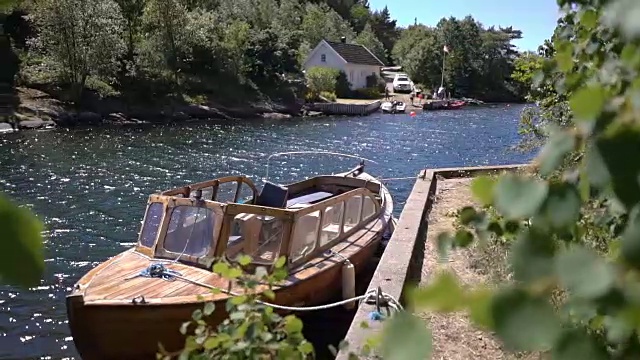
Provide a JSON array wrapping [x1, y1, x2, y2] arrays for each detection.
[[133, 175, 383, 270]]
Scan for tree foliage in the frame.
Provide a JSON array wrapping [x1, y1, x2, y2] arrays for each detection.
[[0, 0, 538, 104], [30, 0, 125, 102], [392, 17, 525, 102], [511, 51, 544, 101], [355, 23, 386, 65], [396, 1, 640, 359]]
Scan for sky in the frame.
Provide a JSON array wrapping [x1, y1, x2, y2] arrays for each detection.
[[368, 0, 562, 51]]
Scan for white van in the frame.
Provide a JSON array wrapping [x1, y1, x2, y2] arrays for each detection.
[[392, 73, 413, 93]]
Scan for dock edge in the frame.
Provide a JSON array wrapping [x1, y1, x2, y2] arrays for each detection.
[[335, 163, 531, 359]]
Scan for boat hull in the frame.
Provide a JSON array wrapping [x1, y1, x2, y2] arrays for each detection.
[[423, 100, 465, 111], [381, 102, 407, 114], [67, 229, 383, 359], [67, 170, 394, 359]]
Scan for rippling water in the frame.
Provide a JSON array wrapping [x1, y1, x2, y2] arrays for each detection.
[[0, 104, 535, 359]]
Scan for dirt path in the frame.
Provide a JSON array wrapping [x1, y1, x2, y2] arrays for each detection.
[[417, 178, 533, 360]]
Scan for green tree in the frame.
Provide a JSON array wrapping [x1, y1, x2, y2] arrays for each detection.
[[392, 16, 526, 102], [142, 0, 189, 85], [369, 5, 397, 64], [511, 51, 544, 100], [348, 0, 370, 33], [114, 0, 147, 79], [31, 0, 124, 102], [300, 2, 356, 49], [355, 23, 386, 65]]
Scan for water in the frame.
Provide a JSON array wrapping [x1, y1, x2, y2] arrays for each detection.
[[0, 104, 535, 359]]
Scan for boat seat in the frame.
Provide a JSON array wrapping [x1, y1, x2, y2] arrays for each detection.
[[256, 182, 289, 208], [286, 191, 333, 207]]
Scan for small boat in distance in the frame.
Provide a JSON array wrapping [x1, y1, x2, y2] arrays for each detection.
[[381, 100, 407, 114], [423, 99, 466, 111], [66, 155, 395, 360]]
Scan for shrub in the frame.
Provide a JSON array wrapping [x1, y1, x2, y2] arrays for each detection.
[[305, 66, 339, 99], [335, 71, 351, 98], [351, 87, 380, 99], [365, 73, 386, 94], [319, 91, 336, 102]]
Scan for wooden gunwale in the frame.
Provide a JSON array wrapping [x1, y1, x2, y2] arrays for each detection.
[[75, 172, 388, 304], [78, 216, 383, 307], [160, 175, 259, 201]]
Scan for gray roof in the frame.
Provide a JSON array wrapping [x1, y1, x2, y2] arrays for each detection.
[[325, 41, 385, 66]]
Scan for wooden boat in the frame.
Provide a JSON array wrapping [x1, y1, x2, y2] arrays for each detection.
[[423, 99, 466, 111], [66, 160, 394, 360]]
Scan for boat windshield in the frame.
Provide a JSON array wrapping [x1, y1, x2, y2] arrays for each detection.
[[162, 205, 217, 258], [139, 202, 164, 248]]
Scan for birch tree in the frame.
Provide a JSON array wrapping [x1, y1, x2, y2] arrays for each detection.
[[32, 0, 124, 102]]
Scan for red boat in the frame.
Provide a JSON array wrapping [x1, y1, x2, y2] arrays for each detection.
[[423, 99, 466, 111]]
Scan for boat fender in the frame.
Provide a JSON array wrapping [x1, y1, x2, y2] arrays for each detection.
[[342, 259, 356, 310], [132, 295, 147, 305]]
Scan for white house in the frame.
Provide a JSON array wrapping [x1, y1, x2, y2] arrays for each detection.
[[303, 38, 385, 90]]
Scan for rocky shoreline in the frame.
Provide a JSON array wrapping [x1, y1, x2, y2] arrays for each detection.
[[0, 87, 307, 133]]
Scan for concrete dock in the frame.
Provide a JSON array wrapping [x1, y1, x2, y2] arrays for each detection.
[[335, 164, 530, 360]]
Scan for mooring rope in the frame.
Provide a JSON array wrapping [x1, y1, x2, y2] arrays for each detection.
[[376, 176, 419, 182], [125, 262, 403, 314], [264, 151, 378, 183]]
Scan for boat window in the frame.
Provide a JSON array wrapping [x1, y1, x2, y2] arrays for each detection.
[[237, 182, 255, 204], [290, 210, 321, 263], [139, 202, 164, 248], [362, 195, 377, 221], [343, 195, 363, 232], [190, 186, 214, 201], [226, 214, 284, 265], [319, 202, 343, 246], [214, 181, 237, 203], [164, 206, 215, 258]]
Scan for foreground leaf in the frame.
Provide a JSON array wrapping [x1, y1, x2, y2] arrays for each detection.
[[0, 193, 45, 288], [491, 288, 561, 351], [595, 123, 640, 209], [537, 131, 576, 176], [509, 228, 556, 283], [539, 183, 581, 230], [380, 312, 432, 360], [494, 175, 548, 220], [470, 176, 496, 206], [551, 328, 608, 360], [410, 272, 466, 312], [621, 206, 640, 269], [556, 246, 615, 299], [569, 85, 606, 123]]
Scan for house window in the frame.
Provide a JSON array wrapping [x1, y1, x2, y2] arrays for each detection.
[[321, 54, 326, 62]]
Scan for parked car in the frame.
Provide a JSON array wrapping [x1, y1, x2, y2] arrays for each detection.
[[392, 74, 413, 93]]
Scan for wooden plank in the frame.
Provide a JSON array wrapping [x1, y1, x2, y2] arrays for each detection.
[[103, 266, 204, 300]]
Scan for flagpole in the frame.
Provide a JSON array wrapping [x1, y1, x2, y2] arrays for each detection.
[[440, 46, 446, 89]]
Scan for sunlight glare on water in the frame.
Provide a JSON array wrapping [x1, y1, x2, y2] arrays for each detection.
[[0, 104, 535, 359]]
